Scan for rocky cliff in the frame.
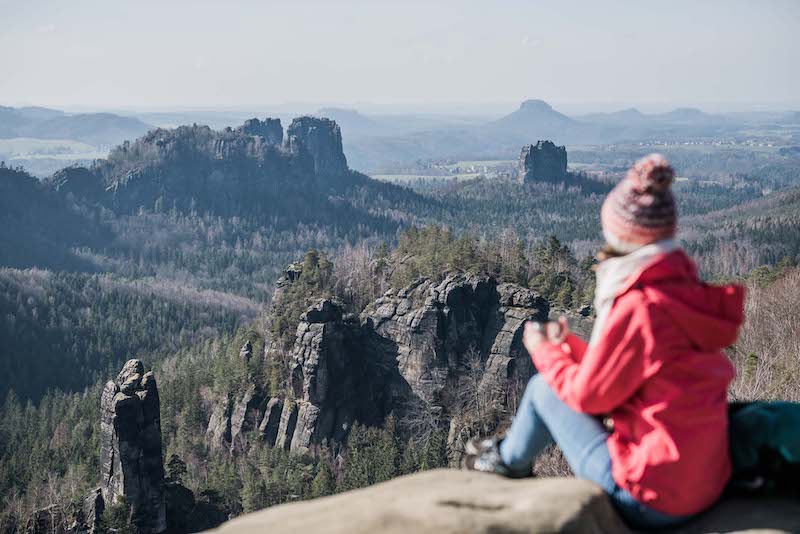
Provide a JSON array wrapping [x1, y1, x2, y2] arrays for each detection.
[[207, 297, 398, 455], [44, 116, 353, 217], [518, 140, 568, 184], [286, 116, 348, 176], [100, 359, 166, 534], [205, 469, 800, 534], [361, 274, 548, 419], [206, 267, 549, 457], [235, 118, 283, 146]]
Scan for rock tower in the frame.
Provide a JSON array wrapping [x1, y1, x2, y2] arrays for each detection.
[[518, 141, 568, 183], [100, 359, 166, 533], [286, 117, 348, 176]]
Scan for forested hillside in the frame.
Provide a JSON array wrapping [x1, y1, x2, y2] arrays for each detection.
[[3, 228, 799, 534], [683, 186, 800, 276]]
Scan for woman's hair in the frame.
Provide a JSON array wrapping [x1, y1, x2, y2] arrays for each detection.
[[595, 243, 627, 265]]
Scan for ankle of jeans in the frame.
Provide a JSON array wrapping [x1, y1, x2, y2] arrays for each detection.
[[499, 438, 533, 473]]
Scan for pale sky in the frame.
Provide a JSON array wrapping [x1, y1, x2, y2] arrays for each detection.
[[1, 0, 798, 113]]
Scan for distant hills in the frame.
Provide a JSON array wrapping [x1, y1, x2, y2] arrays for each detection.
[[321, 99, 791, 172], [488, 99, 575, 137], [3, 100, 798, 175], [0, 105, 152, 146]]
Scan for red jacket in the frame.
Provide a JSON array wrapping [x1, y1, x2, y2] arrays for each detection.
[[533, 250, 744, 516]]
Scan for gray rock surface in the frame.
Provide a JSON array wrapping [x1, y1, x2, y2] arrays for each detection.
[[229, 384, 267, 453], [282, 298, 395, 452], [206, 339, 270, 454], [100, 359, 166, 533], [257, 397, 284, 447], [258, 272, 550, 455], [286, 116, 348, 176], [205, 469, 800, 534], [274, 401, 298, 450], [361, 274, 548, 415], [83, 488, 104, 534], [235, 118, 283, 145], [205, 394, 232, 450], [518, 140, 568, 183]]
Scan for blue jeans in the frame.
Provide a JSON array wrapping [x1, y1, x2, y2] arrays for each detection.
[[499, 375, 692, 530]]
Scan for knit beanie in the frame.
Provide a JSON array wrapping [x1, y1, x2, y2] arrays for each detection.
[[601, 153, 677, 254]]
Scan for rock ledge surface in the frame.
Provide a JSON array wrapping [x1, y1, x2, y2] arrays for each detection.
[[207, 469, 799, 534]]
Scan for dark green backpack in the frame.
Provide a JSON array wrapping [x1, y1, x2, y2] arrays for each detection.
[[728, 401, 800, 497]]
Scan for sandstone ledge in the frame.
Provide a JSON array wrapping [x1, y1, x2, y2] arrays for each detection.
[[206, 469, 799, 534]]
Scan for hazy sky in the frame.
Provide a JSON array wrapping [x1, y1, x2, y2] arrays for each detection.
[[1, 0, 798, 113]]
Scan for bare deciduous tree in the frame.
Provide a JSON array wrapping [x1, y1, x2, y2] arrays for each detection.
[[729, 269, 800, 402]]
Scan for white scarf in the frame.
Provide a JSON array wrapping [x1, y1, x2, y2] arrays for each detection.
[[590, 239, 678, 346]]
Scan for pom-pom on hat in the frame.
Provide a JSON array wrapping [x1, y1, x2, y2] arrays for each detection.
[[601, 153, 677, 254]]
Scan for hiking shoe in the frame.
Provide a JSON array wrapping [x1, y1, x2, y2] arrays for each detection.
[[463, 436, 532, 478]]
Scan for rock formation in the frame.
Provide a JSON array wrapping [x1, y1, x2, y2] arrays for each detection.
[[361, 274, 548, 414], [83, 489, 104, 534], [275, 298, 396, 453], [45, 116, 354, 218], [100, 359, 166, 533], [47, 166, 105, 202], [206, 469, 800, 534], [227, 269, 547, 456], [205, 268, 549, 456], [235, 118, 283, 145], [286, 117, 348, 176], [206, 339, 270, 454], [518, 140, 568, 183]]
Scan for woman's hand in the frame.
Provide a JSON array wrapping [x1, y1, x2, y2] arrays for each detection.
[[523, 316, 570, 355]]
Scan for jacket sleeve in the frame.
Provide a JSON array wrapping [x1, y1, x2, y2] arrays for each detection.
[[531, 295, 655, 414]]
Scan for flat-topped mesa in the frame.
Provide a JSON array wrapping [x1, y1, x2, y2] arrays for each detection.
[[286, 116, 348, 176], [235, 118, 283, 146], [518, 140, 568, 184], [100, 359, 166, 534]]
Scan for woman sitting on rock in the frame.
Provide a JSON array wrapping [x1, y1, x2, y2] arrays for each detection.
[[465, 154, 745, 530]]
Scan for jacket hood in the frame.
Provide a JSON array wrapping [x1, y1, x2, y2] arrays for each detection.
[[624, 250, 745, 351]]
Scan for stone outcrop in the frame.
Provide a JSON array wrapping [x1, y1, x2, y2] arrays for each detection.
[[205, 394, 233, 450], [277, 298, 396, 453], [235, 118, 283, 145], [83, 489, 104, 534], [361, 274, 548, 414], [229, 384, 268, 453], [518, 140, 568, 183], [48, 116, 352, 218], [205, 340, 270, 454], [257, 397, 283, 446], [206, 469, 800, 534], [286, 117, 348, 176], [100, 359, 166, 534], [206, 269, 548, 457], [47, 166, 105, 202]]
